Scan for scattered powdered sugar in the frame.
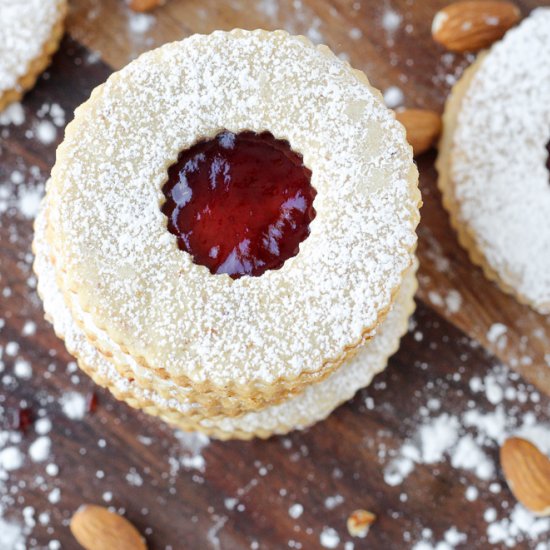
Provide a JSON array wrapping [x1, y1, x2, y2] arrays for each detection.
[[465, 486, 479, 502], [173, 431, 209, 471], [256, 0, 278, 20], [487, 504, 550, 546], [412, 527, 467, 550], [29, 436, 51, 463], [383, 363, 550, 546], [386, 365, 549, 485], [17, 187, 43, 219], [35, 120, 57, 145], [48, 488, 60, 504], [255, 0, 326, 47], [59, 392, 87, 420], [126, 468, 144, 487], [418, 413, 460, 463], [382, 9, 402, 34], [21, 321, 36, 337], [288, 503, 303, 519], [348, 27, 362, 41], [13, 359, 32, 380], [0, 102, 25, 125], [445, 289, 462, 313], [427, 289, 462, 314], [324, 494, 344, 510], [383, 86, 404, 109], [0, 445, 24, 472], [128, 13, 155, 34], [432, 51, 474, 90], [35, 418, 52, 435], [0, 517, 24, 549], [487, 323, 508, 349], [0, 159, 46, 220], [320, 526, 340, 548]]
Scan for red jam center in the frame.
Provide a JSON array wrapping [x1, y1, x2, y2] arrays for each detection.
[[161, 131, 316, 278]]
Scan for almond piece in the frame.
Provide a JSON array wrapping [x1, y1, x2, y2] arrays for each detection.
[[347, 509, 376, 538], [396, 109, 442, 157], [127, 0, 162, 12], [70, 505, 147, 550], [432, 1, 521, 52], [500, 437, 550, 516]]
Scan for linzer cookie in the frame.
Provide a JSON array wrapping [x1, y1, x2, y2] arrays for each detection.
[[34, 30, 420, 436], [437, 9, 550, 314], [0, 0, 67, 111]]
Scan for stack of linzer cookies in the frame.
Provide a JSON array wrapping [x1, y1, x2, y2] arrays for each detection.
[[33, 29, 422, 439]]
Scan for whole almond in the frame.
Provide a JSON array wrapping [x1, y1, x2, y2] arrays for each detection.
[[127, 0, 163, 12], [500, 437, 550, 516], [70, 505, 147, 550], [396, 109, 442, 157], [432, 1, 521, 52], [347, 509, 376, 538]]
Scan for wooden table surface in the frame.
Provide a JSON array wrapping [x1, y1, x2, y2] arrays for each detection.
[[1, 1, 549, 548]]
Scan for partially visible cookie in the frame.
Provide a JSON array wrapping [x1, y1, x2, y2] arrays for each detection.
[[0, 0, 67, 111], [437, 9, 550, 314]]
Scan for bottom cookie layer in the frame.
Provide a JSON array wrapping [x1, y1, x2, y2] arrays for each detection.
[[34, 202, 417, 439]]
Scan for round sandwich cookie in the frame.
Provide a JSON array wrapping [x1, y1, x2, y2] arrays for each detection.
[[437, 9, 550, 314], [40, 29, 420, 413]]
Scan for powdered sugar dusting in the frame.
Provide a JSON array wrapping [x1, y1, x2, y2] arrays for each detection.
[[383, 362, 550, 546], [59, 392, 86, 420]]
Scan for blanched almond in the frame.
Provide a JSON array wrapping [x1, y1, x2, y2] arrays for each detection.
[[396, 109, 442, 157]]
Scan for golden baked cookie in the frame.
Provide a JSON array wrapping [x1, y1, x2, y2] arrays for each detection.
[[45, 30, 420, 403], [437, 9, 550, 314], [34, 200, 417, 439], [0, 0, 67, 111]]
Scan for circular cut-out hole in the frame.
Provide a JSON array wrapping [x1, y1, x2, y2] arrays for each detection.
[[162, 131, 316, 279]]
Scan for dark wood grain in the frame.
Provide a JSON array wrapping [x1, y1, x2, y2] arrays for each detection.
[[1, 2, 550, 549]]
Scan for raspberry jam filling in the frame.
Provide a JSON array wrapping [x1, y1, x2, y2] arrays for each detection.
[[162, 131, 316, 278]]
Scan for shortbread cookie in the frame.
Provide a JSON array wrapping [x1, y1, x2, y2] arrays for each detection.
[[437, 9, 550, 314], [0, 0, 67, 111], [34, 201, 417, 439], [46, 30, 420, 403]]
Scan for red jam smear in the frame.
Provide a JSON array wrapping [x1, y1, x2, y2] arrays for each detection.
[[162, 131, 316, 278]]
